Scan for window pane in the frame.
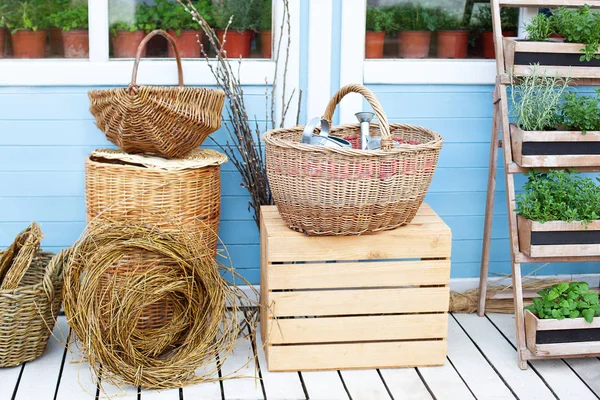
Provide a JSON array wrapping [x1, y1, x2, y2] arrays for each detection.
[[365, 0, 519, 59], [0, 0, 89, 59], [108, 0, 273, 59]]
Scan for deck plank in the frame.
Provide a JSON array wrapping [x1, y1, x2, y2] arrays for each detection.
[[0, 364, 22, 399], [379, 368, 433, 400], [220, 332, 263, 400], [54, 330, 100, 400], [340, 370, 391, 400], [142, 388, 180, 399], [14, 317, 69, 400], [416, 360, 476, 399], [488, 313, 598, 400], [180, 354, 222, 400], [453, 313, 555, 400], [300, 371, 349, 400], [563, 358, 600, 397], [446, 316, 516, 400], [256, 330, 305, 400]]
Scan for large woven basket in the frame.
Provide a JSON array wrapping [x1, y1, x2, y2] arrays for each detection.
[[0, 251, 64, 367], [85, 148, 226, 331], [88, 30, 225, 159], [263, 84, 444, 235]]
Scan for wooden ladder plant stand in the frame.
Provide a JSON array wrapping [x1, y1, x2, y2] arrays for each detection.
[[477, 0, 600, 369]]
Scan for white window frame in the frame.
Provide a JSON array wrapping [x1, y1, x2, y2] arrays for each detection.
[[336, 0, 537, 123], [0, 0, 299, 95]]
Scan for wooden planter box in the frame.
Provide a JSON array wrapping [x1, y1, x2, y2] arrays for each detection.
[[525, 309, 600, 356], [518, 216, 600, 258], [259, 203, 452, 372], [511, 124, 600, 167], [504, 38, 600, 78]]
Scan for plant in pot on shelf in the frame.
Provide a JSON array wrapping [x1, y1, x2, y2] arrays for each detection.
[[365, 5, 392, 59], [161, 0, 212, 58], [50, 3, 89, 58], [0, 4, 6, 58], [5, 1, 49, 58], [524, 282, 600, 355], [110, 2, 156, 58], [259, 0, 272, 58], [515, 169, 600, 258], [523, 12, 555, 42], [472, 5, 518, 59], [46, 0, 70, 56], [434, 9, 468, 59], [554, 5, 600, 62], [212, 0, 260, 59], [391, 3, 436, 59]]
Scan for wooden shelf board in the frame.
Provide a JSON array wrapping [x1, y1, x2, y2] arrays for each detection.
[[500, 0, 600, 7], [506, 162, 600, 174]]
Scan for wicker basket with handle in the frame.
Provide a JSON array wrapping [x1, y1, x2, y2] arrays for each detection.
[[85, 148, 226, 332], [263, 84, 444, 236], [88, 30, 225, 158], [0, 251, 64, 367]]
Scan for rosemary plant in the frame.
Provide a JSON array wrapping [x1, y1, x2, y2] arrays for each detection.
[[510, 65, 571, 131]]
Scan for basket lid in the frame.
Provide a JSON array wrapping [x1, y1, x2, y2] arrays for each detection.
[[91, 148, 228, 171]]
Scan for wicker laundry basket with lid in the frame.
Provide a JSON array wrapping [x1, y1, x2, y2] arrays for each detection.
[[263, 84, 443, 235]]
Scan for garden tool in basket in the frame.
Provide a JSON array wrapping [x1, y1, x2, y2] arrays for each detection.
[[302, 117, 352, 148]]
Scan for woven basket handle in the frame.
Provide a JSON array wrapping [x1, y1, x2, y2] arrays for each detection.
[[130, 29, 184, 90], [322, 84, 393, 149]]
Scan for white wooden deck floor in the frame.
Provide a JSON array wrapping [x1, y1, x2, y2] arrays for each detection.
[[3, 313, 600, 400]]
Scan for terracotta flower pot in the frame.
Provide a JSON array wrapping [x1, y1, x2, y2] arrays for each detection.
[[11, 30, 47, 58], [482, 31, 495, 59], [398, 31, 431, 58], [365, 31, 385, 59], [167, 30, 202, 58], [550, 33, 565, 39], [62, 30, 89, 58], [437, 30, 469, 59], [260, 30, 272, 58], [216, 29, 252, 58], [49, 26, 63, 56], [0, 29, 5, 58], [111, 30, 146, 58]]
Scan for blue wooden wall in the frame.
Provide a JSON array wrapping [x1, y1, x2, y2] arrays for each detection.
[[1, 84, 596, 284]]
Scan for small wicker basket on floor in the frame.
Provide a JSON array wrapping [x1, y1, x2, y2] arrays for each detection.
[[85, 148, 227, 332], [263, 84, 444, 235], [88, 30, 225, 158], [0, 251, 64, 367]]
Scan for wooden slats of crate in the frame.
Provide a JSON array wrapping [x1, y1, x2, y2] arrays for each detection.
[[260, 204, 452, 372]]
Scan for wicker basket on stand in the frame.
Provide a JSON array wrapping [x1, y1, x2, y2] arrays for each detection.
[[263, 84, 444, 235], [85, 148, 227, 332], [88, 30, 226, 158], [0, 251, 64, 367]]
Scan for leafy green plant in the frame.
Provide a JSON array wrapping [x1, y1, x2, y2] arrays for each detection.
[[525, 282, 600, 322], [389, 3, 436, 32], [50, 4, 88, 31], [554, 5, 600, 62], [259, 0, 272, 31], [366, 6, 393, 32], [157, 0, 212, 34], [510, 64, 571, 131], [524, 13, 554, 41], [433, 9, 464, 31], [5, 1, 50, 33], [471, 5, 518, 33], [136, 1, 161, 33], [559, 89, 600, 133], [515, 169, 600, 225], [211, 0, 261, 31]]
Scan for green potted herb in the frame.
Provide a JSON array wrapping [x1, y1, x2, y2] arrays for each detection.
[[110, 2, 156, 58], [50, 3, 89, 58], [365, 6, 392, 59], [212, 0, 260, 58], [160, 0, 211, 58], [5, 1, 50, 58], [46, 0, 70, 56], [390, 3, 436, 58], [560, 90, 600, 133], [554, 5, 600, 62], [524, 282, 600, 355], [472, 5, 517, 59], [259, 0, 272, 58], [523, 13, 554, 42], [0, 3, 7, 58], [434, 9, 468, 59], [516, 170, 600, 257]]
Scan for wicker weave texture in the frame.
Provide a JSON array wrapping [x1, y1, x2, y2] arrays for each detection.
[[263, 84, 443, 235], [85, 149, 224, 331], [0, 251, 63, 367], [88, 30, 225, 158], [0, 222, 43, 290]]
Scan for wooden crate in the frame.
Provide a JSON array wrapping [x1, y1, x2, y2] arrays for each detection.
[[260, 203, 452, 372], [504, 38, 600, 79], [525, 310, 600, 356], [518, 216, 600, 258], [510, 124, 600, 168]]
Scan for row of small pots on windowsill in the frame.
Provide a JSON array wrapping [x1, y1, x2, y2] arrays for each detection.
[[111, 29, 272, 59], [364, 30, 517, 59], [0, 27, 88, 58]]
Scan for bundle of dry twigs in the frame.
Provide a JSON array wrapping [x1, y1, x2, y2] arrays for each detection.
[[63, 222, 258, 389]]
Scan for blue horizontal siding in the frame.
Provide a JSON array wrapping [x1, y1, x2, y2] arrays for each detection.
[[0, 83, 592, 285]]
